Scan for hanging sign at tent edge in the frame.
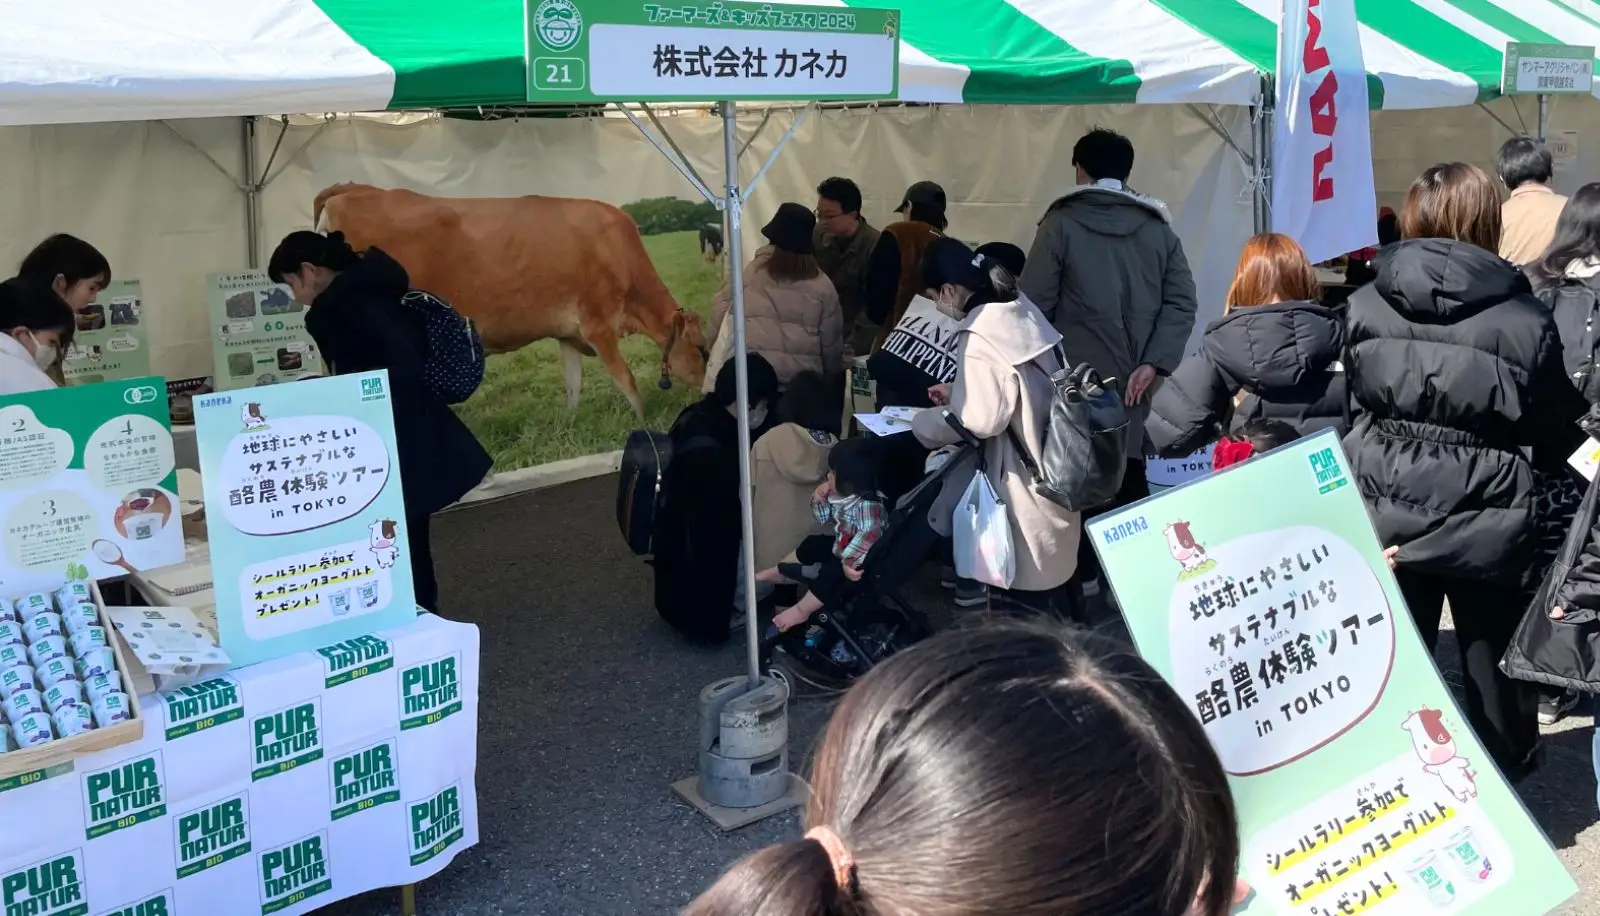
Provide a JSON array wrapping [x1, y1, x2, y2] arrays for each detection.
[[1502, 43, 1595, 96], [524, 0, 900, 104]]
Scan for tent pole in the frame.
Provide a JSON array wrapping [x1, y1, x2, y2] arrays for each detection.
[[721, 99, 762, 690], [1538, 93, 1549, 142], [243, 117, 261, 269], [1253, 75, 1274, 234]]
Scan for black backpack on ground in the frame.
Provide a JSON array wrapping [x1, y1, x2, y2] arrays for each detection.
[[401, 290, 485, 404], [617, 429, 673, 555]]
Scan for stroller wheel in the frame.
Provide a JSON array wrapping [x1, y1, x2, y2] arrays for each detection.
[[772, 649, 850, 699]]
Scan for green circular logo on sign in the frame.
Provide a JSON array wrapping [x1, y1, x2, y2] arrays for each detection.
[[535, 0, 583, 52]]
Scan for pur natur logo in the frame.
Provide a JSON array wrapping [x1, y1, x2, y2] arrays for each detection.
[[258, 832, 332, 914], [1, 852, 86, 916], [316, 635, 393, 688], [251, 699, 323, 782], [162, 676, 244, 740], [82, 751, 166, 840], [330, 739, 400, 821], [98, 891, 171, 916], [174, 794, 251, 879], [408, 785, 465, 866], [399, 653, 462, 730]]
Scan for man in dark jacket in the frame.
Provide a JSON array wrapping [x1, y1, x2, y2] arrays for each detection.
[[813, 177, 880, 356], [1019, 128, 1198, 504]]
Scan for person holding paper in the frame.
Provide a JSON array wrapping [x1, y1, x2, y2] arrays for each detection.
[[0, 277, 74, 394], [1343, 162, 1586, 780], [267, 231, 491, 614], [685, 620, 1243, 916]]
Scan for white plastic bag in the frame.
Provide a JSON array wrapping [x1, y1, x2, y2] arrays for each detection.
[[952, 470, 1016, 589]]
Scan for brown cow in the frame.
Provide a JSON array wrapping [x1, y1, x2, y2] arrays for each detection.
[[312, 183, 707, 419]]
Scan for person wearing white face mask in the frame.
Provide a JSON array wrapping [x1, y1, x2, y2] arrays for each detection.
[[0, 278, 75, 394]]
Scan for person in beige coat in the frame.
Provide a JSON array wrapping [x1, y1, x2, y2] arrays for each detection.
[[751, 372, 839, 571], [911, 239, 1080, 613], [705, 202, 845, 390]]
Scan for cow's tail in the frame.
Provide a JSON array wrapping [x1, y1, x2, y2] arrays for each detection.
[[312, 182, 367, 234]]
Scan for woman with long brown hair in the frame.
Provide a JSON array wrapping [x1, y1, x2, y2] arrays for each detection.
[[1344, 162, 1585, 781], [1147, 232, 1345, 457], [685, 619, 1242, 916]]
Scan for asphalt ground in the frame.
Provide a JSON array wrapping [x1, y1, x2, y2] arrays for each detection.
[[314, 474, 1600, 915]]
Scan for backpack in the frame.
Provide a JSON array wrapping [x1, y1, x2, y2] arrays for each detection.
[[401, 290, 485, 404], [617, 428, 673, 555], [1008, 346, 1130, 512], [1539, 277, 1600, 405]]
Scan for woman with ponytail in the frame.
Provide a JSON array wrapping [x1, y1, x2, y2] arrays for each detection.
[[267, 231, 490, 613], [686, 619, 1242, 916], [909, 237, 1079, 617]]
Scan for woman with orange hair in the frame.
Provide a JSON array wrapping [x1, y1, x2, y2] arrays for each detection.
[[1146, 232, 1345, 457]]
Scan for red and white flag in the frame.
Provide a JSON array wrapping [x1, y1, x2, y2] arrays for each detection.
[[1272, 0, 1377, 264]]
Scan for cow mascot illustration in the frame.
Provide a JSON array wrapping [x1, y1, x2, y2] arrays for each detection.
[[1165, 521, 1212, 574], [1403, 707, 1478, 803], [369, 519, 400, 569]]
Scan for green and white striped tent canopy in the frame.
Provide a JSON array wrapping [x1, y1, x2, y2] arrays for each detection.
[[5, 0, 1600, 125]]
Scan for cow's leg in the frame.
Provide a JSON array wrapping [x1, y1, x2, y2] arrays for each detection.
[[588, 330, 646, 421], [557, 339, 585, 409]]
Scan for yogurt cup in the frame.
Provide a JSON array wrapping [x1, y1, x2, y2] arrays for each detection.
[[42, 680, 83, 714], [61, 603, 98, 635], [52, 704, 93, 737], [4, 688, 43, 720], [83, 671, 122, 702], [0, 599, 17, 624], [329, 587, 353, 617], [359, 581, 379, 608], [91, 691, 131, 727], [0, 665, 33, 697], [0, 621, 23, 649], [0, 723, 11, 752], [0, 643, 25, 670], [12, 711, 52, 748], [16, 593, 51, 616], [74, 648, 115, 680], [124, 512, 162, 541], [54, 583, 91, 610], [27, 635, 67, 667], [68, 626, 107, 658], [23, 611, 62, 642], [33, 656, 74, 689]]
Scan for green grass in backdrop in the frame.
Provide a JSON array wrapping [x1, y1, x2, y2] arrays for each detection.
[[454, 230, 722, 470]]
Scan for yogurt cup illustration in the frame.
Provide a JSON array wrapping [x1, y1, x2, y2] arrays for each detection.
[[1444, 827, 1493, 882], [1405, 852, 1456, 906], [329, 588, 353, 617], [358, 581, 379, 609]]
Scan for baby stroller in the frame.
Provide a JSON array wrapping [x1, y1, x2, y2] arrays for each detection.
[[761, 431, 976, 694]]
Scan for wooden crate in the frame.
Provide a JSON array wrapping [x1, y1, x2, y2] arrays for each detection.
[[0, 580, 145, 778]]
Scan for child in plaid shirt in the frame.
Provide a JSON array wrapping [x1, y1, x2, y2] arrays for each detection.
[[759, 437, 888, 631]]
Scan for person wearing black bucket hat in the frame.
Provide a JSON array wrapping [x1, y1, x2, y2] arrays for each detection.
[[702, 202, 844, 389], [863, 181, 948, 354]]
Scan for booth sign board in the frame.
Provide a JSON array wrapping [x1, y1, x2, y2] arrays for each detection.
[[1502, 42, 1594, 96], [63, 280, 150, 385], [524, 0, 900, 103]]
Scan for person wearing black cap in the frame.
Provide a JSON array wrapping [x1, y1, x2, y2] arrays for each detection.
[[910, 237, 1081, 617], [863, 180, 948, 356], [703, 201, 844, 389]]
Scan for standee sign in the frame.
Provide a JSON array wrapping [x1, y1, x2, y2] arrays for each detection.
[[1272, 0, 1376, 265]]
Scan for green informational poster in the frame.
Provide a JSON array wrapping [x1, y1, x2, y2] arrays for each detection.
[[194, 371, 417, 667], [1087, 430, 1577, 916], [206, 271, 322, 391], [63, 279, 150, 384], [0, 376, 184, 590]]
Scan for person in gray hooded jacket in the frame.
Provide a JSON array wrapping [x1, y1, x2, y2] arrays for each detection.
[[1019, 128, 1199, 506]]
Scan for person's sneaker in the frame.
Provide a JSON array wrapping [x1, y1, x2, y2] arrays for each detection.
[[1538, 690, 1580, 726], [953, 581, 987, 608], [940, 565, 958, 589]]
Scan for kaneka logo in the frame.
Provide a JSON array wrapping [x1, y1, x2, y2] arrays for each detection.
[[316, 635, 393, 689], [174, 793, 251, 879], [95, 890, 171, 916], [1, 851, 87, 916], [250, 699, 323, 782], [82, 751, 166, 840], [162, 676, 244, 740], [399, 653, 462, 730], [408, 784, 464, 866], [1307, 443, 1349, 495], [258, 831, 332, 915], [329, 739, 400, 821]]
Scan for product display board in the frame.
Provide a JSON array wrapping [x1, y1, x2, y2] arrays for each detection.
[[0, 377, 184, 590], [0, 613, 480, 916], [63, 281, 150, 385], [524, 0, 899, 103], [1087, 430, 1577, 915], [206, 272, 321, 391], [193, 371, 416, 667]]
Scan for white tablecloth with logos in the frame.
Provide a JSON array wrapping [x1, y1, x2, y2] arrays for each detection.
[[0, 613, 479, 916]]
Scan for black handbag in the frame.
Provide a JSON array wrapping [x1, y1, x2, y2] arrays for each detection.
[[1502, 474, 1600, 693], [616, 429, 673, 555], [1009, 346, 1129, 512]]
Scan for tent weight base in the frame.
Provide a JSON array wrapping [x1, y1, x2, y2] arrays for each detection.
[[671, 774, 807, 831]]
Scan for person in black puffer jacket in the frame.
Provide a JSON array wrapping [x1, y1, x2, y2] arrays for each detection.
[[1147, 232, 1345, 457], [1345, 163, 1586, 780], [268, 231, 493, 614]]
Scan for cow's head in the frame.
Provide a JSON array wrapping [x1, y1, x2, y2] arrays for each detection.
[[659, 310, 707, 389]]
